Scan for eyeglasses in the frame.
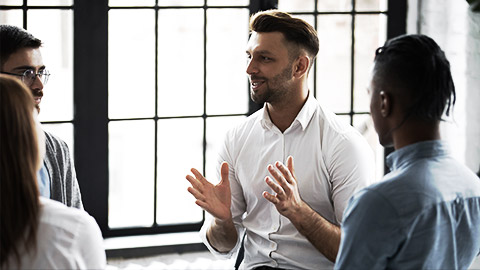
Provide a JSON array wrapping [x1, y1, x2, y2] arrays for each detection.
[[0, 69, 50, 86]]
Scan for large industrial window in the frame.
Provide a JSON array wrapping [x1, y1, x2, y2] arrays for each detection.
[[0, 0, 405, 238]]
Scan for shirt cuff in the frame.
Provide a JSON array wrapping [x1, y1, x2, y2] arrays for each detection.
[[199, 214, 243, 259]]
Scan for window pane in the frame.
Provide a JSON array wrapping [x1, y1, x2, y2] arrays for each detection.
[[27, 0, 73, 5], [278, 0, 314, 12], [158, 0, 203, 6], [356, 0, 388, 11], [317, 0, 352, 12], [41, 123, 74, 155], [156, 118, 203, 225], [207, 0, 248, 6], [352, 113, 370, 131], [158, 9, 204, 117], [336, 114, 352, 127], [205, 116, 246, 181], [109, 0, 154, 6], [206, 8, 249, 115], [0, 10, 22, 26], [109, 120, 155, 228], [316, 15, 351, 113], [353, 114, 384, 180], [109, 10, 155, 119], [354, 14, 387, 113], [0, 0, 22, 5], [28, 10, 73, 122]]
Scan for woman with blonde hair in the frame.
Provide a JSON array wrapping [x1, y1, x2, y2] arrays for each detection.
[[0, 75, 106, 269]]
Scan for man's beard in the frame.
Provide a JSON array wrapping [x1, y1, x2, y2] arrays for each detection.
[[250, 64, 293, 104]]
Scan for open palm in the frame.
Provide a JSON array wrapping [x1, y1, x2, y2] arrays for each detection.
[[186, 162, 232, 221]]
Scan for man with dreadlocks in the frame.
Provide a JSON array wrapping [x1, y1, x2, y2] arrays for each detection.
[[335, 34, 480, 269]]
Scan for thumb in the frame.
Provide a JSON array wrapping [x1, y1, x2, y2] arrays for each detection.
[[219, 162, 230, 185], [287, 156, 296, 180]]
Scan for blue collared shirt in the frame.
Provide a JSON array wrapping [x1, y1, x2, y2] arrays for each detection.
[[336, 140, 480, 269], [37, 162, 51, 198]]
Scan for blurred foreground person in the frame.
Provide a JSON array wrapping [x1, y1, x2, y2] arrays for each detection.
[[0, 75, 106, 269]]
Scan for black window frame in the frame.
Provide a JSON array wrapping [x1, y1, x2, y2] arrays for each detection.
[[0, 0, 406, 238]]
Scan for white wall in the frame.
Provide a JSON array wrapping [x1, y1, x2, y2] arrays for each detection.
[[407, 2, 480, 268], [407, 0, 480, 174]]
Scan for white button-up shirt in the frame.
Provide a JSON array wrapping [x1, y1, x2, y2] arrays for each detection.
[[201, 94, 375, 269]]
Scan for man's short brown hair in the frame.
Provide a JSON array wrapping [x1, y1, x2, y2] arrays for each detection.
[[249, 10, 319, 61]]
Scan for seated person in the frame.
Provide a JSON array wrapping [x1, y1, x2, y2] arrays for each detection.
[[0, 25, 82, 208], [335, 34, 480, 269], [0, 75, 106, 269]]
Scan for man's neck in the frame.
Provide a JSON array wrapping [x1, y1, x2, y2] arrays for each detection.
[[266, 86, 309, 133], [392, 120, 440, 150]]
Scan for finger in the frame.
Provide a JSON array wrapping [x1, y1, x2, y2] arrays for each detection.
[[262, 191, 279, 204], [267, 164, 289, 187], [219, 162, 230, 186], [187, 186, 206, 201], [265, 176, 285, 198], [186, 175, 203, 190], [195, 199, 210, 211], [275, 161, 294, 184], [286, 156, 297, 181], [190, 168, 208, 184]]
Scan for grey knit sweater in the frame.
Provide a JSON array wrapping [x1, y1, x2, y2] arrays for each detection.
[[44, 131, 83, 209]]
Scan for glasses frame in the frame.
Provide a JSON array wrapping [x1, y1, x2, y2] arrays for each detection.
[[0, 69, 51, 86]]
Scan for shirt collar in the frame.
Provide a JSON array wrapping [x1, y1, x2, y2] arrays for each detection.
[[260, 91, 316, 131], [386, 140, 450, 171]]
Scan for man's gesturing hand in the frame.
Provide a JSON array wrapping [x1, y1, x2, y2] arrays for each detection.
[[263, 156, 306, 221], [186, 162, 232, 221]]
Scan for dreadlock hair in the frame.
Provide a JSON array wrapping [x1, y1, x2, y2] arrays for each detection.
[[249, 10, 319, 69], [373, 34, 456, 122]]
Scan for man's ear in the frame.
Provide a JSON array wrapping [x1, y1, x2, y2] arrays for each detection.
[[293, 55, 310, 78], [379, 90, 391, 117]]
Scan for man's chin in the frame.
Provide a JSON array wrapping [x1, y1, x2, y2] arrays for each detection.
[[35, 104, 41, 113], [250, 91, 268, 104]]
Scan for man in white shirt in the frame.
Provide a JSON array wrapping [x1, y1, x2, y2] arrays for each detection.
[[186, 10, 375, 270]]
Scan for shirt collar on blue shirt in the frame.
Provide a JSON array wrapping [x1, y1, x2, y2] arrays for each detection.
[[260, 91, 317, 132], [386, 140, 450, 171]]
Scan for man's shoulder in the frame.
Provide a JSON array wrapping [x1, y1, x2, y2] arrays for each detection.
[[310, 98, 363, 138], [44, 130, 70, 151], [226, 108, 264, 137]]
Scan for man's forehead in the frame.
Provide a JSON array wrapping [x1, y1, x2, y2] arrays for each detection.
[[2, 47, 44, 71], [246, 31, 288, 54]]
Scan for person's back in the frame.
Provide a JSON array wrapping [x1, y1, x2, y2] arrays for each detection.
[[335, 34, 480, 269], [338, 140, 480, 268], [4, 198, 105, 269], [0, 75, 106, 270]]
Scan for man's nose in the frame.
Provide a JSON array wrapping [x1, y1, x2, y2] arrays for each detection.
[[246, 59, 258, 75], [29, 74, 44, 91]]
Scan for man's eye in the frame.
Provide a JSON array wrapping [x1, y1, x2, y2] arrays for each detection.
[[23, 69, 35, 77], [262, 56, 272, 61]]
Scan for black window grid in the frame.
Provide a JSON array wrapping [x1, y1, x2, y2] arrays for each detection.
[[0, 0, 406, 238]]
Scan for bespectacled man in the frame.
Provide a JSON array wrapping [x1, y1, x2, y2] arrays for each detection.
[[0, 25, 83, 209]]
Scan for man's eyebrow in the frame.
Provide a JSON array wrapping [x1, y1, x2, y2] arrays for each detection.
[[12, 65, 46, 71], [246, 50, 275, 56]]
